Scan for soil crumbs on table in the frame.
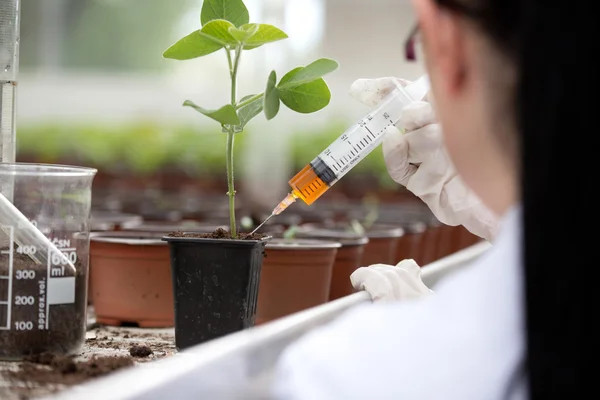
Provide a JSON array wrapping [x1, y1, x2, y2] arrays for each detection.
[[168, 228, 266, 240], [8, 353, 133, 385], [129, 345, 153, 358], [1, 325, 176, 399]]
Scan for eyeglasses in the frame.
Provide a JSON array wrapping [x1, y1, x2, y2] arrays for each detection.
[[405, 1, 482, 61], [404, 25, 419, 61]]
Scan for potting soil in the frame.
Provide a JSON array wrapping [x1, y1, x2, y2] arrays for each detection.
[[5, 352, 133, 386], [167, 228, 266, 240], [0, 252, 87, 358]]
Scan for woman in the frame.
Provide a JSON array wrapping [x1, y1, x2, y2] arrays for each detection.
[[270, 0, 585, 398]]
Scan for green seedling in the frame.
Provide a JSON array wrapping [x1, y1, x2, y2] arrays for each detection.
[[349, 193, 380, 235], [283, 224, 300, 239], [163, 0, 339, 238]]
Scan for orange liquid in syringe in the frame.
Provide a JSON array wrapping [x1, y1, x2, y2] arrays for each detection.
[[288, 164, 333, 205]]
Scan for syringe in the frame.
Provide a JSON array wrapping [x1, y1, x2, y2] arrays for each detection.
[[251, 75, 430, 234]]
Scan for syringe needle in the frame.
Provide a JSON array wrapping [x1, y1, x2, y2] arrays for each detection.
[[250, 193, 298, 235], [250, 213, 274, 235]]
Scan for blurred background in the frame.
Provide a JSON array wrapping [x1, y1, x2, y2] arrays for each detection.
[[16, 0, 424, 209]]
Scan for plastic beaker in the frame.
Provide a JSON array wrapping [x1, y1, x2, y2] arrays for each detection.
[[0, 163, 96, 359]]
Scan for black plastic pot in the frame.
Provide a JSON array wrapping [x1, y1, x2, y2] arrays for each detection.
[[161, 235, 269, 350]]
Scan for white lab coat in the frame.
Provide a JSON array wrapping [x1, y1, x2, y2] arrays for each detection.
[[271, 206, 527, 400]]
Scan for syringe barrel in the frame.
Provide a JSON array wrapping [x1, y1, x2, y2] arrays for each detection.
[[289, 80, 427, 205]]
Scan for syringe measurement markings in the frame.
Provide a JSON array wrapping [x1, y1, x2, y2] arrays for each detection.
[[0, 276, 9, 279], [328, 156, 339, 171], [365, 126, 376, 140], [0, 301, 7, 305]]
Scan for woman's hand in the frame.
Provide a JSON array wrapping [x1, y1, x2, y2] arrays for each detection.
[[350, 259, 433, 301], [350, 77, 499, 241]]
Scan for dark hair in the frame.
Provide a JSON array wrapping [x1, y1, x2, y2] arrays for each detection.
[[435, 0, 585, 398]]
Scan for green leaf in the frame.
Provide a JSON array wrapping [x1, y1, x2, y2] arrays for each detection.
[[163, 30, 223, 60], [279, 67, 303, 85], [278, 68, 331, 113], [201, 0, 249, 28], [236, 94, 264, 131], [278, 58, 339, 88], [264, 71, 280, 120], [283, 225, 299, 239], [183, 101, 241, 125], [350, 219, 366, 236], [241, 24, 288, 49], [228, 24, 259, 43], [200, 19, 238, 46]]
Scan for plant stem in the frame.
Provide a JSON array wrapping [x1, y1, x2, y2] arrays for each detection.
[[231, 47, 242, 102], [226, 46, 244, 238], [235, 93, 264, 110], [226, 126, 237, 237], [226, 49, 233, 78]]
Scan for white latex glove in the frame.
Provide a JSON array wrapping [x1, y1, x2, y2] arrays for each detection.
[[350, 259, 433, 301], [350, 77, 499, 241]]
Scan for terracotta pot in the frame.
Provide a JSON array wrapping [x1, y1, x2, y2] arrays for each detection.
[[256, 239, 341, 324], [360, 224, 405, 266], [419, 218, 444, 265], [457, 225, 482, 249], [162, 234, 270, 350], [300, 222, 403, 266], [395, 221, 427, 263], [90, 213, 144, 305], [436, 225, 457, 260], [89, 232, 174, 327], [295, 227, 369, 301], [88, 221, 223, 307]]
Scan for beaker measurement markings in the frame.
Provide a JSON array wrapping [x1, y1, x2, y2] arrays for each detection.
[[51, 266, 67, 277], [0, 225, 14, 330], [14, 295, 35, 306], [55, 247, 75, 252], [16, 245, 37, 255]]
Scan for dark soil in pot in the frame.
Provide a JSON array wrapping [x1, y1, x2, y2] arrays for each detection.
[[0, 254, 87, 360], [294, 227, 369, 301], [89, 232, 174, 328], [162, 230, 269, 350], [256, 238, 340, 325]]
